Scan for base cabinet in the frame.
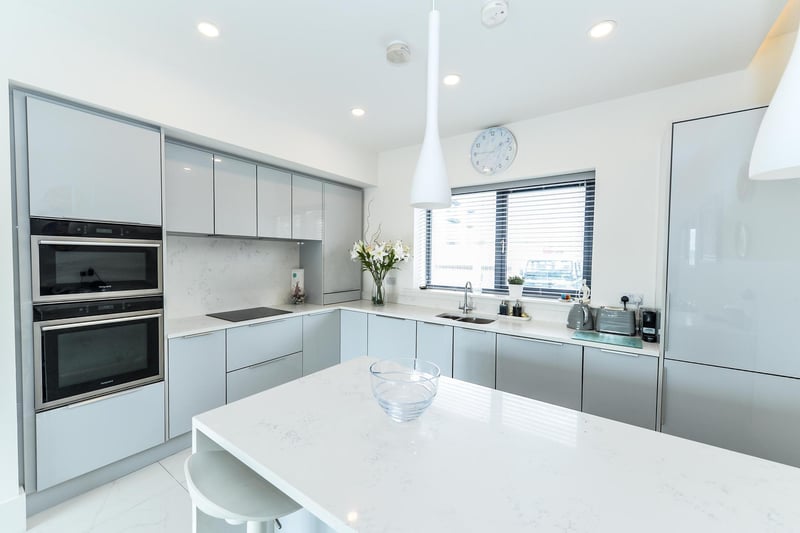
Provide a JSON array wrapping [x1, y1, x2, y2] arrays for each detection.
[[36, 382, 165, 491], [227, 317, 302, 371], [453, 327, 496, 388], [367, 315, 416, 359], [303, 311, 340, 375], [340, 310, 368, 362], [496, 335, 582, 410], [168, 331, 226, 439], [227, 352, 303, 403], [661, 360, 800, 467], [416, 322, 453, 377], [582, 347, 657, 429]]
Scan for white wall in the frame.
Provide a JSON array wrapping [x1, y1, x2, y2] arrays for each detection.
[[368, 31, 796, 321]]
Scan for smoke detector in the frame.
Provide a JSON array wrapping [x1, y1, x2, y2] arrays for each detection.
[[386, 40, 411, 64], [481, 1, 509, 28]]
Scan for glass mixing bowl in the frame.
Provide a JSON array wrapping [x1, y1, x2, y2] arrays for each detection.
[[369, 358, 441, 422]]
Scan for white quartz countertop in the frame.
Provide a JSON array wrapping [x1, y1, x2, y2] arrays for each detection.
[[167, 299, 659, 357], [193, 357, 800, 533]]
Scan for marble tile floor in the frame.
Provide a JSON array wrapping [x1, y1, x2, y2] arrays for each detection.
[[27, 448, 193, 533]]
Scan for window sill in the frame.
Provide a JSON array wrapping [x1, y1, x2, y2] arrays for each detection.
[[412, 287, 575, 308]]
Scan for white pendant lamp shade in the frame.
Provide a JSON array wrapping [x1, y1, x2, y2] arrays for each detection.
[[410, 8, 452, 209], [749, 31, 800, 180]]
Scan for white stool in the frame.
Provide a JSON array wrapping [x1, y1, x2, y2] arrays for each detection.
[[185, 451, 301, 533]]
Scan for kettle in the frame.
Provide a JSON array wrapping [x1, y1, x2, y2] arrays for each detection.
[[567, 303, 594, 330]]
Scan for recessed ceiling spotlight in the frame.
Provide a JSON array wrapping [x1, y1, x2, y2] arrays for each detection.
[[213, 157, 222, 162], [197, 22, 220, 38], [351, 108, 366, 118], [589, 20, 616, 39], [443, 74, 461, 86], [183, 167, 192, 172]]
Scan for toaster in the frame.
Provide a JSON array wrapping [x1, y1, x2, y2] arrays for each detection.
[[595, 307, 636, 336]]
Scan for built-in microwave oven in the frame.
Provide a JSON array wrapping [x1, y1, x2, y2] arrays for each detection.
[[30, 218, 162, 303], [33, 296, 164, 411]]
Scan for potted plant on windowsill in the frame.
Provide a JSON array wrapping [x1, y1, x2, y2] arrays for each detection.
[[507, 275, 524, 300]]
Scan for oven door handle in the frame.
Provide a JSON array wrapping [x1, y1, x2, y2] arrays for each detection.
[[37, 240, 161, 248], [41, 313, 163, 331]]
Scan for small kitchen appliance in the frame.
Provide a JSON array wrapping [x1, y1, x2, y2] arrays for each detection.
[[566, 279, 594, 330], [596, 296, 636, 336], [641, 308, 660, 343]]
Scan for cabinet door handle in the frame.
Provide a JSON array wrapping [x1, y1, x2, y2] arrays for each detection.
[[599, 348, 639, 358], [247, 353, 292, 370], [66, 387, 141, 408], [526, 337, 563, 347], [182, 331, 213, 339], [660, 367, 667, 427]]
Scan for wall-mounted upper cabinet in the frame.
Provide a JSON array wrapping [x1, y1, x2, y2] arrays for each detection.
[[257, 166, 292, 239], [323, 183, 362, 299], [26, 97, 162, 225], [165, 143, 214, 234], [292, 175, 323, 240], [214, 156, 257, 237]]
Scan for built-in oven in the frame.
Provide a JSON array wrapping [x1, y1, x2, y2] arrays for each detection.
[[30, 217, 162, 303], [33, 296, 164, 411]]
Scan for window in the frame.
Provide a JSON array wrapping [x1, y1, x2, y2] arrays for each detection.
[[422, 171, 595, 298]]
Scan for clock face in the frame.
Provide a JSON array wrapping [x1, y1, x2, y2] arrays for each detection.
[[470, 127, 517, 175]]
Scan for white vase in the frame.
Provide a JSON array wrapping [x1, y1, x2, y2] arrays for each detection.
[[508, 284, 523, 299]]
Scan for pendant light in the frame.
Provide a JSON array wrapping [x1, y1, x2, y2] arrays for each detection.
[[749, 29, 800, 180], [410, 1, 452, 209]]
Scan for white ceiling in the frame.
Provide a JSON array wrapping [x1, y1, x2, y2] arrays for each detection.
[[22, 0, 796, 153]]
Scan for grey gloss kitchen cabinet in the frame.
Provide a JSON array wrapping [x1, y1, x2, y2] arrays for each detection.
[[416, 322, 453, 377], [26, 97, 162, 225], [340, 310, 368, 362], [214, 156, 257, 237], [165, 142, 215, 234], [496, 335, 582, 410], [292, 175, 323, 240], [303, 310, 341, 375], [367, 314, 416, 358], [227, 352, 303, 403], [227, 317, 303, 371], [453, 327, 496, 388], [167, 330, 226, 439], [661, 360, 800, 467], [36, 382, 165, 491], [582, 347, 657, 429], [257, 166, 292, 239], [322, 182, 362, 303]]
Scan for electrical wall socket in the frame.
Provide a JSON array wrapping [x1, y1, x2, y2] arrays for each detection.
[[621, 293, 644, 306]]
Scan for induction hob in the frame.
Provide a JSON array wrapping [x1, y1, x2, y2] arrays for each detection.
[[207, 307, 292, 322]]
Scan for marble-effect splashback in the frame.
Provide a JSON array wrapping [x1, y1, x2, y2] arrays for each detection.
[[165, 235, 300, 318]]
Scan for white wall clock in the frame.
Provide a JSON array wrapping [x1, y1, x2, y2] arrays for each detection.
[[470, 126, 517, 175]]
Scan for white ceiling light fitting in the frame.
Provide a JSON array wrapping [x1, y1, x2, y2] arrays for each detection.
[[351, 107, 366, 118], [481, 1, 509, 29], [410, 1, 451, 209], [386, 41, 411, 65], [443, 74, 461, 86], [749, 28, 800, 180], [589, 20, 616, 39], [197, 21, 220, 38]]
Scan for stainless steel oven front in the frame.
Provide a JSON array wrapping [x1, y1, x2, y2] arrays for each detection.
[[30, 217, 163, 303], [33, 296, 164, 411]]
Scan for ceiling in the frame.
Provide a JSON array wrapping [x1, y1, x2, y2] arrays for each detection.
[[20, 0, 797, 153]]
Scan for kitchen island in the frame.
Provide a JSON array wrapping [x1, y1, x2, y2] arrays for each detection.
[[192, 357, 800, 532]]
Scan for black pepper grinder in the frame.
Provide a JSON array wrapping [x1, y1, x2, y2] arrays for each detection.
[[512, 300, 523, 317]]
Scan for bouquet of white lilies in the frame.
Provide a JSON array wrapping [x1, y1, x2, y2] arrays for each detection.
[[351, 239, 410, 305]]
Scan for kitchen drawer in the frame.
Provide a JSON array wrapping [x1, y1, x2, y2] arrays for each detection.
[[227, 317, 302, 371], [227, 352, 303, 403], [496, 335, 583, 410], [582, 347, 657, 429], [36, 382, 165, 491]]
